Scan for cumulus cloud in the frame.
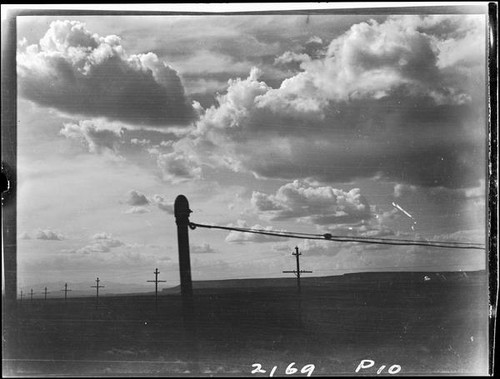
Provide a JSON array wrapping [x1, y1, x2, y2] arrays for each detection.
[[125, 190, 149, 206], [19, 232, 31, 240], [59, 119, 202, 183], [394, 182, 485, 201], [191, 243, 217, 254], [298, 239, 339, 257], [252, 180, 372, 225], [67, 232, 125, 254], [225, 219, 288, 244], [274, 239, 340, 258], [152, 194, 174, 214], [35, 229, 63, 241], [183, 15, 485, 189], [195, 67, 271, 134], [274, 51, 311, 67], [17, 20, 195, 126], [124, 206, 151, 215], [19, 16, 486, 191], [151, 145, 202, 183], [256, 15, 481, 115], [130, 138, 151, 146], [60, 120, 123, 155]]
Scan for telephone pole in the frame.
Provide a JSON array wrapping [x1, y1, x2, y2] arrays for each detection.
[[174, 195, 194, 326], [43, 287, 51, 301], [147, 268, 166, 312], [30, 289, 34, 302], [61, 283, 72, 302], [174, 195, 199, 373], [20, 290, 23, 303], [91, 277, 104, 308], [283, 246, 313, 293]]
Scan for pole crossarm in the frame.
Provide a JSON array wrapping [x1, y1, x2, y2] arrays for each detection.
[[90, 278, 105, 289], [283, 247, 312, 291], [283, 270, 313, 273]]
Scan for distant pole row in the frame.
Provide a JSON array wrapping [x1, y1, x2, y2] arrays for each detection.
[[20, 270, 168, 311], [20, 283, 71, 302]]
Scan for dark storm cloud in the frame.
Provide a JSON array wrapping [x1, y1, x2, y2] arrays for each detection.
[[17, 20, 196, 127], [186, 15, 486, 189]]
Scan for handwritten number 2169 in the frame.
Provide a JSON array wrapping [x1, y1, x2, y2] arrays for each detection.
[[252, 362, 315, 377]]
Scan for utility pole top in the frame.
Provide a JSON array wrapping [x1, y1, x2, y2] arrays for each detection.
[[91, 277, 104, 288], [174, 195, 192, 225]]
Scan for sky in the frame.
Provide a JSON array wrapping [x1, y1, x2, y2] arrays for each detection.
[[13, 6, 489, 291]]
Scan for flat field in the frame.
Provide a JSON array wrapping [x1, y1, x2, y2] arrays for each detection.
[[2, 271, 489, 376]]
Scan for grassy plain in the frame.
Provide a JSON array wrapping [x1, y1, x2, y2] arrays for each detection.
[[2, 271, 489, 376]]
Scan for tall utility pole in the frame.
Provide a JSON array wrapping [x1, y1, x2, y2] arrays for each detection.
[[174, 195, 199, 374], [30, 289, 34, 302], [283, 246, 313, 293], [20, 290, 23, 303], [43, 287, 50, 301], [174, 195, 194, 328], [147, 268, 166, 312], [91, 277, 104, 308], [174, 195, 193, 299], [61, 283, 72, 302]]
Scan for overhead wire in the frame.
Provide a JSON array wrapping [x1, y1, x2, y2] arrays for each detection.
[[188, 222, 485, 250]]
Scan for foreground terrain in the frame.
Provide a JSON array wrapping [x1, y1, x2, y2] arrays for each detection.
[[2, 271, 489, 376]]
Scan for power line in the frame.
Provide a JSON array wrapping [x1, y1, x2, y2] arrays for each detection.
[[189, 222, 485, 250]]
